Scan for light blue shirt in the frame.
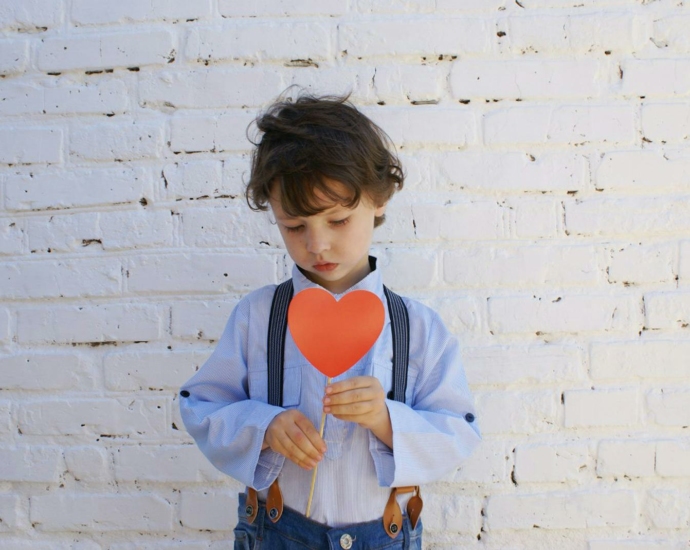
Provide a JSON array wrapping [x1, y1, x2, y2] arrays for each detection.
[[179, 259, 481, 527]]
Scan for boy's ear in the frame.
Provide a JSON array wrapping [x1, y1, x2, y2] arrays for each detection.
[[374, 202, 387, 217]]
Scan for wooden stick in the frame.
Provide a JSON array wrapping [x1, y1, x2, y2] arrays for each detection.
[[305, 376, 331, 518]]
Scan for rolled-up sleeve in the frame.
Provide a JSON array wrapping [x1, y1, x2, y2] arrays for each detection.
[[179, 296, 286, 490], [369, 308, 481, 488]]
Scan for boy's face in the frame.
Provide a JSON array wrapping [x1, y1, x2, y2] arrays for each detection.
[[269, 178, 386, 294]]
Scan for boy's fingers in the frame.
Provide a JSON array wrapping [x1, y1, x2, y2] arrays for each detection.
[[326, 376, 370, 395], [294, 414, 327, 454]]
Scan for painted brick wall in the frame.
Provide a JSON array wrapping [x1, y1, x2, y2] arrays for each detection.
[[1, 0, 689, 548]]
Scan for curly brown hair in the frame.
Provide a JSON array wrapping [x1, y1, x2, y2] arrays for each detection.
[[245, 93, 404, 227]]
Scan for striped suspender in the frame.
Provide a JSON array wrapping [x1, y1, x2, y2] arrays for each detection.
[[266, 280, 409, 406], [266, 280, 294, 407]]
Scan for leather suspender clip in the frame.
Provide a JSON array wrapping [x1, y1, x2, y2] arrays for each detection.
[[245, 479, 284, 525], [383, 485, 423, 539]]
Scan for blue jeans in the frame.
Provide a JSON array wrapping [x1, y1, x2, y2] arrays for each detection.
[[234, 492, 423, 550]]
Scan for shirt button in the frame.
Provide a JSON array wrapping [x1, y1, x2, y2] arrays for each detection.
[[339, 533, 353, 549], [180, 390, 190, 398], [465, 413, 475, 423]]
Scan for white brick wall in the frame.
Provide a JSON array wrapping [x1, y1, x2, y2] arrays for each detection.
[[1, 1, 689, 548]]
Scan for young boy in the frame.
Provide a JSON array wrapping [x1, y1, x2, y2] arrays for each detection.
[[179, 94, 480, 549]]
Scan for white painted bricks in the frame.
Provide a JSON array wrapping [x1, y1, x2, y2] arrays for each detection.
[[2, 0, 690, 548]]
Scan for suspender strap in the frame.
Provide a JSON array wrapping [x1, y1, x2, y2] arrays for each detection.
[[383, 285, 409, 404], [267, 279, 294, 407], [267, 280, 409, 406]]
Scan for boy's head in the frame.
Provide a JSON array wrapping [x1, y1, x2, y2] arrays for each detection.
[[245, 93, 404, 228]]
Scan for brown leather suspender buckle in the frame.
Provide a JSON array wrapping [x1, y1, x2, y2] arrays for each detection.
[[383, 485, 423, 539], [245, 479, 283, 525]]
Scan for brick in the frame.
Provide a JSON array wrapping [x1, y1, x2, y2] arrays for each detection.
[[72, 0, 212, 25], [652, 15, 690, 54], [515, 443, 592, 483], [0, 400, 11, 434], [64, 446, 111, 483], [45, 78, 129, 115], [372, 64, 445, 104], [219, 0, 345, 16], [0, 308, 9, 344], [422, 494, 481, 533], [16, 303, 164, 344], [140, 69, 283, 111], [0, 494, 20, 530], [596, 440, 655, 478], [438, 151, 587, 192], [284, 65, 377, 106], [0, 0, 64, 31], [486, 491, 636, 530], [413, 201, 503, 241], [0, 542, 101, 550], [112, 544, 209, 550], [590, 541, 681, 550], [564, 389, 639, 428], [127, 253, 277, 294], [507, 13, 641, 55], [0, 83, 44, 116], [163, 160, 223, 200], [513, 198, 560, 239], [0, 353, 96, 391], [474, 390, 560, 435], [644, 490, 690, 529], [596, 151, 690, 191], [443, 245, 599, 287], [30, 494, 173, 532], [340, 19, 490, 57], [379, 248, 437, 290], [641, 103, 690, 144], [645, 291, 690, 329], [356, 0, 436, 13], [591, 341, 690, 380], [101, 209, 174, 250], [114, 445, 223, 482], [681, 241, 690, 282], [28, 212, 99, 252], [0, 127, 63, 165], [647, 389, 690, 426], [0, 219, 24, 255], [186, 22, 332, 63], [485, 105, 635, 146], [104, 349, 208, 390], [0, 258, 121, 299], [622, 60, 690, 97], [436, 0, 506, 10], [70, 120, 164, 162], [0, 446, 62, 482], [429, 295, 481, 335], [180, 205, 282, 248], [464, 345, 584, 386], [365, 107, 477, 148], [38, 31, 175, 72], [17, 397, 167, 437], [4, 166, 148, 211], [606, 243, 676, 285], [170, 111, 255, 153], [179, 491, 237, 531], [451, 59, 602, 100], [171, 300, 238, 341], [452, 440, 509, 484], [488, 294, 640, 334], [565, 197, 690, 237], [656, 440, 690, 477], [0, 38, 29, 75]]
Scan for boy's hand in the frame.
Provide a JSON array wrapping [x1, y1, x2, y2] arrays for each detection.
[[263, 409, 326, 470], [323, 376, 393, 448]]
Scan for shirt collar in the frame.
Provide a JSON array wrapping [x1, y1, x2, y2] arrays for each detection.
[[291, 256, 385, 299]]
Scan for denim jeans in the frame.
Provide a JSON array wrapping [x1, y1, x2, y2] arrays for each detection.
[[234, 492, 423, 550]]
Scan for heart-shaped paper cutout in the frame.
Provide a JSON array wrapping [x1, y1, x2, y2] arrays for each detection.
[[287, 288, 385, 378]]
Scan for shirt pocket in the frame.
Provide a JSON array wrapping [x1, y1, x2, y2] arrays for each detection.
[[371, 360, 419, 405], [247, 364, 302, 408]]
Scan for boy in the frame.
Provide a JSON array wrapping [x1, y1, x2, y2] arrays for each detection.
[[179, 94, 480, 549]]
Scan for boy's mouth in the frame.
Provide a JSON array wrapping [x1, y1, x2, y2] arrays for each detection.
[[313, 262, 338, 272]]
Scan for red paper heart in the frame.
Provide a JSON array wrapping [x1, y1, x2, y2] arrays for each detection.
[[287, 288, 385, 378]]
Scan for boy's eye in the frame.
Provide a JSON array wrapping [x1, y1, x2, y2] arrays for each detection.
[[284, 225, 304, 233], [330, 218, 350, 227]]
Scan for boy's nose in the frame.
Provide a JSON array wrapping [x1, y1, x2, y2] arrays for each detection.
[[305, 229, 330, 254]]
